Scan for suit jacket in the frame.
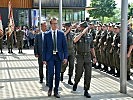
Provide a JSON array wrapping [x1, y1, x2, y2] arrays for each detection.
[[34, 33, 43, 57], [43, 30, 68, 61]]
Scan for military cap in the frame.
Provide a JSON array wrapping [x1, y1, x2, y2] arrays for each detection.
[[102, 24, 108, 27], [89, 22, 94, 25], [41, 19, 46, 24], [114, 25, 121, 29], [65, 22, 71, 27], [97, 23, 102, 27], [80, 21, 88, 28]]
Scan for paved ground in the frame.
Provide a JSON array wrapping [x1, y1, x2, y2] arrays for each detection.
[[0, 49, 133, 100]]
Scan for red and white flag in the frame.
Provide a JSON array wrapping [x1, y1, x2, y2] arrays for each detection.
[[0, 14, 3, 36], [8, 0, 15, 33]]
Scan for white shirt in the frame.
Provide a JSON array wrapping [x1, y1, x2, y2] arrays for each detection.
[[51, 29, 58, 51], [41, 30, 45, 41]]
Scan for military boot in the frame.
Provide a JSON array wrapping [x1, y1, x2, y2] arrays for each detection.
[[127, 71, 131, 80], [10, 49, 13, 53], [68, 75, 73, 85], [60, 73, 63, 81], [84, 90, 91, 98], [0, 49, 3, 53], [18, 49, 21, 53], [8, 49, 10, 53], [73, 83, 77, 91]]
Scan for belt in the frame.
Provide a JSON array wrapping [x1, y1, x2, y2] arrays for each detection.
[[77, 52, 90, 56]]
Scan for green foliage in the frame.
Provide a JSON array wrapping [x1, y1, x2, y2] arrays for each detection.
[[89, 0, 116, 21]]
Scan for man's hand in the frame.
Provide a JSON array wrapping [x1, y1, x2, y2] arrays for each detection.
[[93, 58, 97, 64], [35, 55, 39, 58], [43, 61, 47, 65], [63, 59, 67, 65]]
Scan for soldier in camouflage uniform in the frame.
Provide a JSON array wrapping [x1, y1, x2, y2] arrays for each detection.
[[0, 31, 3, 53], [73, 21, 96, 98], [15, 26, 24, 53], [112, 25, 120, 77], [104, 24, 115, 74], [61, 22, 75, 85], [93, 24, 102, 69], [126, 26, 133, 80], [6, 28, 14, 53], [99, 24, 108, 72]]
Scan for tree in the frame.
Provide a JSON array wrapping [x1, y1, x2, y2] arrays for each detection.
[[89, 0, 116, 22]]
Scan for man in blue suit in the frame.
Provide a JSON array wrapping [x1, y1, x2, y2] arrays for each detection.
[[34, 20, 48, 85], [43, 18, 68, 98]]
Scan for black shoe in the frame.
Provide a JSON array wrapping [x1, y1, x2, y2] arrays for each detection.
[[39, 79, 43, 83], [68, 80, 73, 85], [73, 83, 77, 91], [48, 90, 52, 97], [46, 83, 48, 86], [84, 91, 91, 98], [54, 93, 60, 98]]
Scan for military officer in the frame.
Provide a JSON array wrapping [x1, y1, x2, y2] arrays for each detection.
[[126, 26, 133, 80], [15, 26, 24, 53], [61, 22, 75, 85], [73, 21, 96, 98]]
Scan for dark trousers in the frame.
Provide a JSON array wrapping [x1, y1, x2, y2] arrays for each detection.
[[38, 57, 48, 83], [61, 54, 74, 76], [74, 54, 92, 90], [47, 54, 61, 93]]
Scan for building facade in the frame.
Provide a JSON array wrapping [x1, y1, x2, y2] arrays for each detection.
[[0, 0, 86, 28]]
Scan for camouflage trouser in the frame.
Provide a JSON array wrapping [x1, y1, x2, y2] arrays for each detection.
[[131, 52, 133, 68], [7, 40, 13, 49], [74, 54, 92, 90], [95, 47, 101, 63], [113, 49, 120, 69], [0, 39, 2, 49], [17, 40, 23, 49]]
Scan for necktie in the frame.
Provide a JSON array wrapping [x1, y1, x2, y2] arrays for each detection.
[[53, 31, 56, 51]]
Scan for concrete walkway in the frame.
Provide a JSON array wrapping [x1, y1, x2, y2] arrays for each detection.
[[0, 49, 133, 100]]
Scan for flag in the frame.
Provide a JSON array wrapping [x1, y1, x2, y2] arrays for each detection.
[[0, 14, 3, 36], [8, 0, 15, 33], [32, 9, 38, 30]]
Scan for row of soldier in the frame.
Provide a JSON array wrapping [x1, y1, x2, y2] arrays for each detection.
[[0, 26, 37, 53], [34, 19, 133, 98]]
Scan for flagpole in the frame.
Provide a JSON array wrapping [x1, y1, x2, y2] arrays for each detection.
[[59, 0, 62, 30], [39, 0, 41, 32], [120, 0, 128, 94]]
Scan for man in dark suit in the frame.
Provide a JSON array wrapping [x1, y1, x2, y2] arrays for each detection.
[[43, 17, 68, 98], [34, 20, 48, 85]]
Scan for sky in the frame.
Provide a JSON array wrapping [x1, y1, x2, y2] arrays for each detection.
[[87, 0, 133, 8], [115, 0, 133, 8]]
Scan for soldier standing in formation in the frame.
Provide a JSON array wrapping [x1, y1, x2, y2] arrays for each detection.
[[61, 22, 75, 85], [0, 29, 3, 53], [6, 27, 14, 53], [73, 21, 96, 98], [15, 26, 24, 53]]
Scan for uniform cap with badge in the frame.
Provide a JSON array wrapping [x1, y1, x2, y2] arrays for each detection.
[[80, 21, 88, 28], [65, 22, 71, 27]]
